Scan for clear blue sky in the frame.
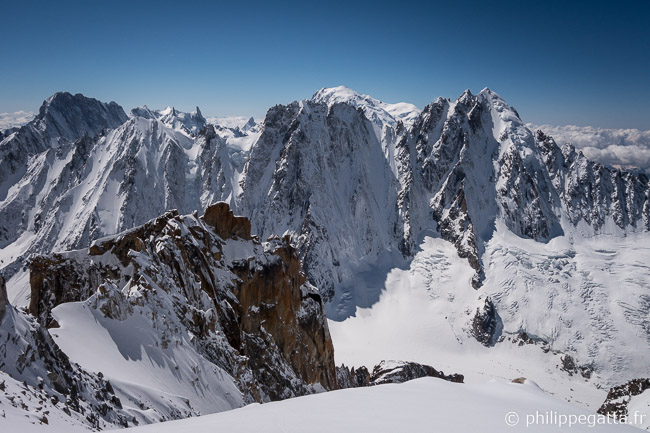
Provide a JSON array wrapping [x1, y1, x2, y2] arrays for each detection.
[[1, 0, 648, 128]]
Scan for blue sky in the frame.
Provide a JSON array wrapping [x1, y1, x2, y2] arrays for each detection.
[[1, 0, 648, 128]]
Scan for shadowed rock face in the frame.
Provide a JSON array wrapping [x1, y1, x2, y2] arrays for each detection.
[[0, 276, 7, 323], [29, 203, 337, 404], [337, 360, 464, 389], [470, 297, 501, 346], [336, 365, 371, 388]]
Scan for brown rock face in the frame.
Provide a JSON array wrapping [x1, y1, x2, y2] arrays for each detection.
[[203, 202, 252, 240], [28, 203, 336, 402], [234, 238, 337, 396]]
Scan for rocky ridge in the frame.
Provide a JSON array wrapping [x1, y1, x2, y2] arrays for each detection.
[[2, 203, 337, 429], [337, 360, 464, 389]]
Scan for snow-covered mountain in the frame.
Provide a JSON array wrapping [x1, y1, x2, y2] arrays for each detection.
[[0, 92, 127, 204], [312, 86, 420, 130], [131, 105, 207, 137], [207, 115, 261, 133], [1, 86, 649, 431], [0, 96, 259, 305], [312, 86, 420, 177], [240, 100, 403, 307], [244, 87, 649, 405]]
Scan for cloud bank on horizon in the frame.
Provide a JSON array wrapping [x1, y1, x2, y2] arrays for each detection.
[[0, 111, 35, 130], [530, 124, 650, 175]]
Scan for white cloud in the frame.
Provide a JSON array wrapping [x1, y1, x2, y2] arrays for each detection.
[[206, 116, 259, 129], [0, 110, 35, 130], [529, 124, 650, 174]]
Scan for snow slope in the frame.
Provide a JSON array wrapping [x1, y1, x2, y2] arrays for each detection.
[[121, 378, 643, 433], [329, 229, 650, 410], [0, 371, 89, 433], [50, 300, 244, 423]]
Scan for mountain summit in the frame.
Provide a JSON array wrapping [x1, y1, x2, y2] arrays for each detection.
[[312, 85, 421, 129]]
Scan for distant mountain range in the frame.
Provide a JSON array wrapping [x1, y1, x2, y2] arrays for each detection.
[[1, 87, 648, 431]]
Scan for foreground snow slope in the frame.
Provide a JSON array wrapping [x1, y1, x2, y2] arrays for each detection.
[[121, 378, 641, 433]]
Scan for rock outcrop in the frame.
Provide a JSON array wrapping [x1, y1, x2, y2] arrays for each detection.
[[470, 297, 501, 346], [203, 201, 252, 240], [28, 203, 337, 411], [336, 365, 371, 388], [337, 360, 463, 388]]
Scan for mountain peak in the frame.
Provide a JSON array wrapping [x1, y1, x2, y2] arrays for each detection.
[[242, 116, 257, 132], [36, 91, 127, 142], [312, 85, 361, 101], [312, 86, 420, 129], [478, 87, 506, 104], [157, 105, 206, 136]]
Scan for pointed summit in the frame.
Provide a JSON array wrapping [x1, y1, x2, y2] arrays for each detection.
[[242, 116, 257, 132], [193, 106, 206, 123]]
